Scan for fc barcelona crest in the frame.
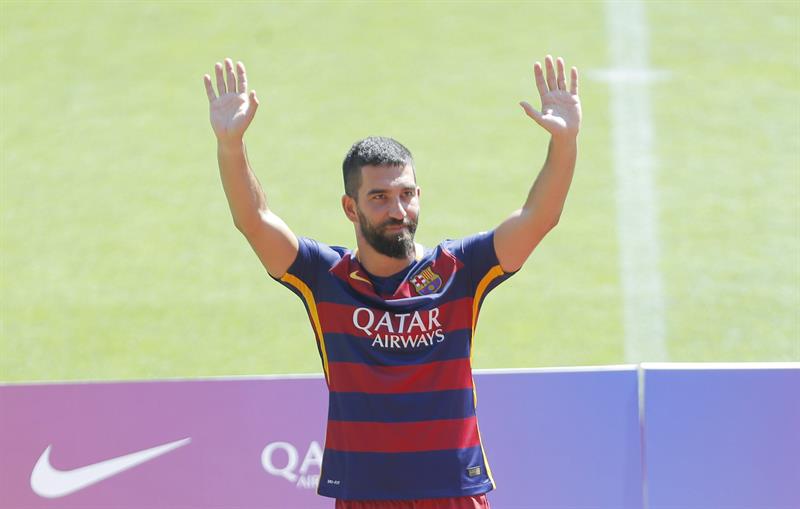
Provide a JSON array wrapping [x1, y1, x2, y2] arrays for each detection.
[[411, 266, 442, 295]]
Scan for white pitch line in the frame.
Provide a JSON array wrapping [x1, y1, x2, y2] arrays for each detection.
[[600, 0, 668, 364]]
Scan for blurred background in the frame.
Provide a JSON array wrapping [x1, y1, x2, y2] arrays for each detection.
[[1, 0, 798, 382]]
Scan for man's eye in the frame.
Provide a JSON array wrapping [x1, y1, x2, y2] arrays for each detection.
[[404, 190, 415, 197], [372, 194, 385, 200]]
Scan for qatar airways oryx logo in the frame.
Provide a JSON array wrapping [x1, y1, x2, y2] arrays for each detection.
[[261, 441, 322, 489], [352, 307, 445, 349]]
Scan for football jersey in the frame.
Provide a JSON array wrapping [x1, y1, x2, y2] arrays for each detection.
[[275, 230, 514, 500]]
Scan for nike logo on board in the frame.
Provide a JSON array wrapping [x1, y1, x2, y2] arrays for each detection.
[[30, 437, 191, 498]]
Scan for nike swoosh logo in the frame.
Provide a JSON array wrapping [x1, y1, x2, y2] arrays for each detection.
[[349, 271, 372, 285], [30, 437, 191, 498]]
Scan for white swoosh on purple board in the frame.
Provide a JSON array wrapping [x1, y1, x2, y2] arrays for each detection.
[[30, 437, 191, 498]]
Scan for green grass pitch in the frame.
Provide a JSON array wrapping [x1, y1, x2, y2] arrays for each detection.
[[1, 1, 798, 382]]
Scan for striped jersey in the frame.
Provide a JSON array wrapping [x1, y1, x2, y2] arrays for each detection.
[[275, 230, 514, 500]]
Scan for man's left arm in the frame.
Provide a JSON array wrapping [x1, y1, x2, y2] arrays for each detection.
[[494, 55, 582, 273]]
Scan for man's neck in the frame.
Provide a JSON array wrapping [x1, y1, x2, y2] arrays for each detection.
[[354, 239, 421, 277]]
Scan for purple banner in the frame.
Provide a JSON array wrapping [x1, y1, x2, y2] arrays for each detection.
[[1, 367, 642, 508], [475, 367, 643, 508], [643, 363, 800, 509], [0, 376, 329, 508]]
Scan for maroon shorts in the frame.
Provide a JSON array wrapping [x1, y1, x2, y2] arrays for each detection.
[[335, 494, 490, 509]]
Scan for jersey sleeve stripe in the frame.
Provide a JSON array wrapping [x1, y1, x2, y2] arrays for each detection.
[[280, 272, 330, 385], [470, 264, 506, 338], [326, 416, 480, 453], [470, 264, 507, 364]]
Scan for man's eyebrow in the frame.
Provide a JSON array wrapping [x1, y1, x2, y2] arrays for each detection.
[[366, 184, 416, 196]]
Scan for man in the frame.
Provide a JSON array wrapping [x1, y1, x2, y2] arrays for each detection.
[[203, 55, 580, 508]]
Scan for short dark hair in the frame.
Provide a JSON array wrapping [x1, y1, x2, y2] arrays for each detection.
[[342, 136, 414, 199]]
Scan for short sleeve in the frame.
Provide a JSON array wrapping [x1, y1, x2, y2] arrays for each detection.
[[271, 236, 322, 292], [446, 230, 516, 297]]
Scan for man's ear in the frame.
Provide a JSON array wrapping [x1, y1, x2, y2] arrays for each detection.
[[342, 194, 358, 223]]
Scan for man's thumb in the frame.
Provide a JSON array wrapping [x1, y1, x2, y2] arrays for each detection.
[[520, 101, 544, 127], [244, 90, 259, 125]]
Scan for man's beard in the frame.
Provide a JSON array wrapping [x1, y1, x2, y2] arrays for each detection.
[[357, 207, 418, 260]]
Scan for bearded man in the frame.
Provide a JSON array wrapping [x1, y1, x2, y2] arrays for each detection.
[[203, 54, 581, 508]]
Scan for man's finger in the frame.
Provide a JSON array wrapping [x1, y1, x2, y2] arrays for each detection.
[[533, 62, 548, 99], [203, 74, 217, 103], [570, 66, 579, 96], [237, 61, 248, 94], [544, 55, 557, 91], [556, 57, 567, 91], [225, 58, 236, 95], [215, 62, 226, 95]]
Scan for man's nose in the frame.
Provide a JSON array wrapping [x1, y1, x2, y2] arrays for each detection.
[[388, 198, 407, 220]]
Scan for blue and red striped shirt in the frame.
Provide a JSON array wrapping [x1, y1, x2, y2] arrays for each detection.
[[275, 230, 514, 500]]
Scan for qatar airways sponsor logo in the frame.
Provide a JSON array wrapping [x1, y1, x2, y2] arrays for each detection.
[[261, 441, 322, 489], [352, 307, 445, 349]]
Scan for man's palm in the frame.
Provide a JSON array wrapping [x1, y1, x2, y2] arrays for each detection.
[[210, 93, 253, 139], [537, 89, 581, 134]]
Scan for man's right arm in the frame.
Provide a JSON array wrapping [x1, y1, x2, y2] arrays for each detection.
[[217, 139, 298, 279], [205, 58, 298, 279]]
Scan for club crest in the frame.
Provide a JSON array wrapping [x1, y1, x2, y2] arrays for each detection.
[[411, 266, 442, 295]]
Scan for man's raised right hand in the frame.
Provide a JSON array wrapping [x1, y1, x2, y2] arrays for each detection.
[[203, 58, 259, 144]]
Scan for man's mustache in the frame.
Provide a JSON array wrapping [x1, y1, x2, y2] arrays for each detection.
[[380, 218, 415, 229]]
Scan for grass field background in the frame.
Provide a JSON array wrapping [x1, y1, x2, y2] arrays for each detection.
[[1, 1, 798, 382]]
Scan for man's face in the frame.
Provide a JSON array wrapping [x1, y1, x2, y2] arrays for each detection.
[[352, 164, 420, 259]]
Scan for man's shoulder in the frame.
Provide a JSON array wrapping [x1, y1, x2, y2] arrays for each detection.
[[297, 236, 352, 266], [436, 231, 495, 257]]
